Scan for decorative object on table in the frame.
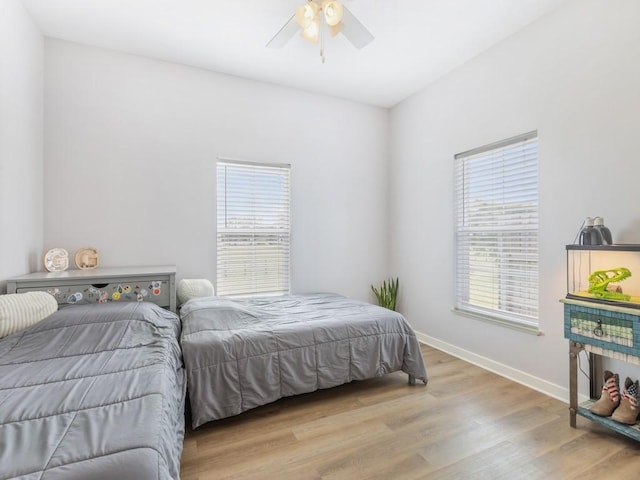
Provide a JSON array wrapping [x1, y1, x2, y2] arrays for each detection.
[[577, 216, 613, 245], [611, 377, 640, 425], [371, 277, 399, 311], [566, 244, 640, 307], [75, 247, 99, 269], [579, 217, 603, 245], [590, 370, 620, 417], [588, 267, 632, 301], [593, 216, 613, 245], [43, 248, 69, 272]]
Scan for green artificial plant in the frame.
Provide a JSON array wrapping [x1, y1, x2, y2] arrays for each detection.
[[371, 277, 399, 311]]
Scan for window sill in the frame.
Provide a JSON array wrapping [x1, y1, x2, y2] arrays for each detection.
[[451, 307, 544, 336]]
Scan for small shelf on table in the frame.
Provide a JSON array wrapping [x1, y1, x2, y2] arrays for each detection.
[[577, 400, 640, 442]]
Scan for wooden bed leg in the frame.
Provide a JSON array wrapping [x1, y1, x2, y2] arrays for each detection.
[[408, 374, 416, 385]]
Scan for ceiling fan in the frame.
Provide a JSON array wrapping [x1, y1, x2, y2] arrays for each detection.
[[267, 0, 374, 62]]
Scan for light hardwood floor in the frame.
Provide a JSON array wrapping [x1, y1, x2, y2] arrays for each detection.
[[181, 345, 640, 479]]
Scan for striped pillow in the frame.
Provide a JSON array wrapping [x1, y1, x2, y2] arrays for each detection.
[[0, 292, 58, 338]]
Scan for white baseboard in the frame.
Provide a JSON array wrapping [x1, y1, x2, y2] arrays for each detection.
[[416, 331, 589, 405]]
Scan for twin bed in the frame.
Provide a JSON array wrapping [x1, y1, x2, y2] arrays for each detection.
[[0, 291, 427, 479], [0, 302, 185, 480]]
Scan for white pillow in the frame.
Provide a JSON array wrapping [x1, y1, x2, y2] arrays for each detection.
[[0, 291, 58, 338], [177, 279, 215, 305]]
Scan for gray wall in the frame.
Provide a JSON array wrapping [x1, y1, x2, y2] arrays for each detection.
[[0, 0, 43, 293], [43, 40, 389, 302], [389, 0, 640, 399]]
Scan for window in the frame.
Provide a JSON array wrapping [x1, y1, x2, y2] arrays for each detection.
[[216, 159, 291, 296], [454, 132, 539, 329]]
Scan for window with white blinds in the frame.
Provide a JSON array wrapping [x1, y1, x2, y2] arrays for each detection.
[[216, 159, 291, 297], [454, 132, 539, 329]]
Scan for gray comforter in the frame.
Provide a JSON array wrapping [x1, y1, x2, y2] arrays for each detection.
[[0, 302, 186, 480], [180, 293, 427, 428]]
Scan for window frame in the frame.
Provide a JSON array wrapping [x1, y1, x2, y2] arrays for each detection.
[[453, 131, 540, 333], [216, 158, 291, 297]]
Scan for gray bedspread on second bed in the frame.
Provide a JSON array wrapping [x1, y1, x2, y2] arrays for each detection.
[[180, 293, 427, 428]]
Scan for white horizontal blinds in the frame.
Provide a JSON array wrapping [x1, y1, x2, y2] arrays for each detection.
[[454, 132, 539, 326], [217, 160, 291, 296]]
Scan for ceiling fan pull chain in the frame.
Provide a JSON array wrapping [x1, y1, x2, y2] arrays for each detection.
[[320, 12, 325, 63]]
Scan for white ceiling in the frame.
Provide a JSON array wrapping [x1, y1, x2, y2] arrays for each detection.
[[21, 0, 570, 107]]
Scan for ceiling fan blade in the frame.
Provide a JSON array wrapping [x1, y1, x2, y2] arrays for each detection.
[[340, 6, 374, 49], [266, 14, 299, 48]]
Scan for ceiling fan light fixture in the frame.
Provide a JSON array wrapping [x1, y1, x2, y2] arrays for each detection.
[[295, 3, 319, 29], [300, 17, 320, 43], [322, 1, 343, 27], [328, 23, 342, 37], [266, 0, 374, 61]]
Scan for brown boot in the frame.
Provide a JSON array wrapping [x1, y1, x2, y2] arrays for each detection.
[[590, 370, 620, 416], [611, 378, 639, 425]]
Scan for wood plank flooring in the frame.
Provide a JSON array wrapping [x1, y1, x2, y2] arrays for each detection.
[[180, 345, 640, 479]]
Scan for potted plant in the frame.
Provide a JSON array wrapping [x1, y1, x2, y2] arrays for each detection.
[[371, 277, 399, 311]]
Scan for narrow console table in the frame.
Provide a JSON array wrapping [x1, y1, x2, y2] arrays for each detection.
[[563, 298, 640, 441], [7, 266, 176, 313]]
